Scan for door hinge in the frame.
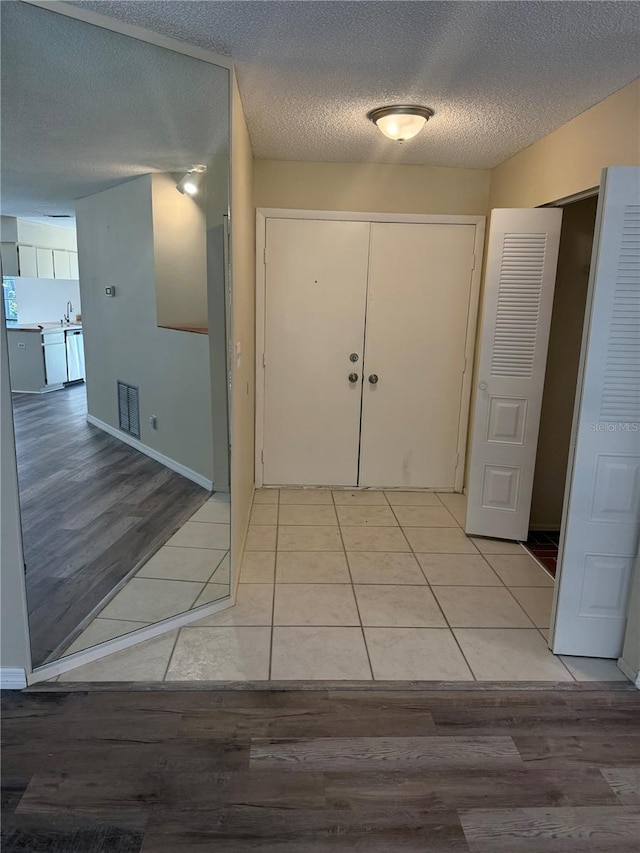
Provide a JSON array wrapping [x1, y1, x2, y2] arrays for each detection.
[[454, 452, 460, 469], [471, 253, 476, 271], [262, 353, 266, 369], [261, 449, 264, 463], [263, 247, 267, 265]]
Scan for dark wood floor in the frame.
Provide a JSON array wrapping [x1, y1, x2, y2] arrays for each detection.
[[11, 385, 208, 667], [2, 684, 639, 851]]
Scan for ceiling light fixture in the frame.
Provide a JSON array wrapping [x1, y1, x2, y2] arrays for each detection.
[[176, 164, 207, 195], [367, 105, 434, 142]]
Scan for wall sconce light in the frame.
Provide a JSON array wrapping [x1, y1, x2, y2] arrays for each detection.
[[176, 164, 207, 195], [367, 105, 434, 142]]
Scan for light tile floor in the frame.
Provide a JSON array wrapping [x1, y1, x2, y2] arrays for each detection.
[[56, 489, 629, 683], [60, 494, 231, 657]]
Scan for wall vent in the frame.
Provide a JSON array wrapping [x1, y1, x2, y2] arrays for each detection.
[[117, 381, 140, 438]]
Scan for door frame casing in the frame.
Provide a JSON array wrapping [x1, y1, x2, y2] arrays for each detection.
[[255, 208, 486, 490]]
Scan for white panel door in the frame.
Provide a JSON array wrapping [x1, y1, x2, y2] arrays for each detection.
[[466, 209, 562, 540], [263, 218, 370, 486], [552, 167, 640, 658], [359, 223, 477, 488]]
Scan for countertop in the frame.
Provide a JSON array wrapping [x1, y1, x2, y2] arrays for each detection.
[[7, 323, 83, 334]]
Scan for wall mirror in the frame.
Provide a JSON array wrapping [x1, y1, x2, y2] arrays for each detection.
[[1, 1, 231, 669]]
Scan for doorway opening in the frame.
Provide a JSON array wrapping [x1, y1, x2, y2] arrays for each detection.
[[525, 195, 599, 577]]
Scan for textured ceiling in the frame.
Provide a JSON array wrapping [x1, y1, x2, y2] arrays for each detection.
[[70, 0, 640, 168], [0, 2, 228, 219]]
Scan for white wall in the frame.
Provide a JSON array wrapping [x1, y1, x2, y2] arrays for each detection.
[[0, 216, 18, 242], [15, 219, 77, 251], [14, 277, 81, 324], [76, 174, 214, 483], [0, 315, 31, 676], [152, 173, 208, 330]]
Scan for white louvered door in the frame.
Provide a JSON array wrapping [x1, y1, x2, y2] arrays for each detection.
[[551, 167, 640, 657], [466, 208, 562, 541]]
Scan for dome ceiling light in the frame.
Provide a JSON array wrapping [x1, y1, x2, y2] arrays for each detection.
[[367, 105, 434, 142]]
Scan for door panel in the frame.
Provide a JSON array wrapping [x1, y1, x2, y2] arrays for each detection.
[[552, 167, 640, 657], [263, 218, 370, 486], [359, 223, 476, 488], [466, 209, 563, 540]]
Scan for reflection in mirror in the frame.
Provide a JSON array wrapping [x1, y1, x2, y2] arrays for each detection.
[[1, 2, 231, 668]]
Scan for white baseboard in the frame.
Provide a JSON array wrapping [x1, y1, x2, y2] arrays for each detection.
[[617, 657, 640, 689], [87, 414, 213, 490], [1, 667, 27, 689]]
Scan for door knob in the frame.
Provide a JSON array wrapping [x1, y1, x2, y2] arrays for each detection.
[[368, 374, 379, 384], [348, 373, 359, 383]]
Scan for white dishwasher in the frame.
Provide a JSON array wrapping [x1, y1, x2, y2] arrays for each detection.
[[65, 328, 85, 382]]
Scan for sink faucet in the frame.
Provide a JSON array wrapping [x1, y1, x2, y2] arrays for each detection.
[[64, 301, 73, 323]]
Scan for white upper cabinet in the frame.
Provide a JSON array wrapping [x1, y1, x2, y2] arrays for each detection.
[[53, 249, 71, 279]]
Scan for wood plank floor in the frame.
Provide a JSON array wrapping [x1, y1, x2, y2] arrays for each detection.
[[2, 685, 639, 851], [11, 385, 208, 667]]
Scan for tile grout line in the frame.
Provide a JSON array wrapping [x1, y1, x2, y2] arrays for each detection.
[[388, 498, 477, 681], [203, 549, 230, 585], [161, 625, 183, 682], [333, 489, 375, 681], [267, 490, 280, 680]]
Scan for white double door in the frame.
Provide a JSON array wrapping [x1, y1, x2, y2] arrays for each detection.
[[262, 217, 477, 488]]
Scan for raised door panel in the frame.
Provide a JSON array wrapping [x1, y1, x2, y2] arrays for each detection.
[[359, 222, 476, 489], [262, 218, 370, 486]]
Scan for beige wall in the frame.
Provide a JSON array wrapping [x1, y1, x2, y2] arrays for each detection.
[[530, 196, 598, 528], [255, 160, 490, 215], [230, 74, 256, 591], [490, 79, 640, 208], [152, 173, 208, 330]]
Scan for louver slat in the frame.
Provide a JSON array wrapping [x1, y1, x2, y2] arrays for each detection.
[[490, 233, 547, 378], [117, 380, 141, 438], [599, 204, 640, 422]]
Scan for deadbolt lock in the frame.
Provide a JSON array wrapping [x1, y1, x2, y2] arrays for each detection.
[[349, 353, 359, 363]]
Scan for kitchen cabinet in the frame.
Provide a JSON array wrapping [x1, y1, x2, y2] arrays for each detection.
[[36, 248, 54, 279], [43, 330, 68, 386], [0, 244, 79, 279], [7, 325, 84, 392], [69, 251, 79, 280], [17, 245, 37, 278], [53, 249, 71, 279]]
